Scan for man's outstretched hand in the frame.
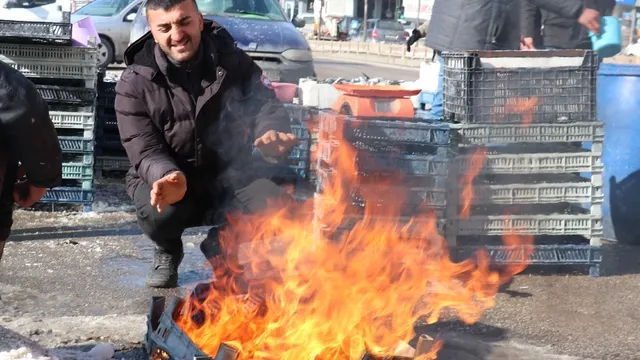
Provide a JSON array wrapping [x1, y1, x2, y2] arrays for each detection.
[[578, 8, 602, 36], [254, 130, 300, 157], [150, 171, 187, 213]]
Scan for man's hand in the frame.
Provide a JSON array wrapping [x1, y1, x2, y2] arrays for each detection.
[[406, 29, 422, 52], [520, 37, 535, 50], [578, 8, 602, 36], [150, 171, 187, 213], [254, 130, 300, 158], [13, 180, 48, 208]]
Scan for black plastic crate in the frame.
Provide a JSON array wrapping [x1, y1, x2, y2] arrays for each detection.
[[97, 93, 115, 108], [442, 50, 598, 124], [0, 14, 72, 45], [36, 85, 96, 105]]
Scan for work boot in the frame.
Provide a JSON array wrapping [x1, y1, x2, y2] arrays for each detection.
[[146, 246, 184, 288], [200, 229, 247, 293]]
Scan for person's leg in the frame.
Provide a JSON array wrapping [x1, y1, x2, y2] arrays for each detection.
[[133, 180, 200, 288], [0, 154, 16, 265], [429, 52, 444, 119], [200, 178, 294, 279]]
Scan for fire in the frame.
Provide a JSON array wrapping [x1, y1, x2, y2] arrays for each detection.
[[504, 97, 539, 127], [458, 148, 488, 219], [175, 115, 533, 360]]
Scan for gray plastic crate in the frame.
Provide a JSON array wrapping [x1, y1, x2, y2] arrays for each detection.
[[452, 122, 604, 146], [461, 182, 603, 205], [94, 156, 130, 171], [36, 85, 96, 105], [442, 50, 597, 123], [319, 111, 452, 146], [318, 140, 452, 177], [454, 245, 602, 277], [453, 152, 602, 175], [50, 111, 96, 131], [41, 187, 93, 203], [449, 214, 602, 240], [144, 296, 209, 360], [62, 162, 94, 180], [58, 136, 94, 153], [0, 15, 72, 45], [316, 167, 448, 208]]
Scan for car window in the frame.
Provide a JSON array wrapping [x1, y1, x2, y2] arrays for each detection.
[[377, 20, 404, 31], [196, 0, 286, 21], [74, 0, 133, 16]]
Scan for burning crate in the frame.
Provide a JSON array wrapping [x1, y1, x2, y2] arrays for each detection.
[[144, 295, 439, 360], [314, 111, 455, 237]]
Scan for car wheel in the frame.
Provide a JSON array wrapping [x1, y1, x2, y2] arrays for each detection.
[[97, 36, 115, 70]]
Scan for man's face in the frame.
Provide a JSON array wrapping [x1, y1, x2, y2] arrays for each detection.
[[147, 0, 204, 63]]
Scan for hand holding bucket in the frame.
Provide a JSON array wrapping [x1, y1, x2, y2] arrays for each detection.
[[589, 16, 622, 59]]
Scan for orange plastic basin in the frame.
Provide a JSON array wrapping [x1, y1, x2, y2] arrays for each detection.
[[332, 84, 421, 98]]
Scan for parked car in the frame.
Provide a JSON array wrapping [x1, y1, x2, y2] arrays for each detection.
[[71, 0, 143, 69], [129, 0, 315, 84], [354, 19, 409, 44]]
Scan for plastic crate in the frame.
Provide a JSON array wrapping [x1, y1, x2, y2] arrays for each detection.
[[284, 103, 319, 124], [453, 152, 602, 175], [36, 85, 96, 105], [97, 93, 115, 108], [316, 167, 448, 208], [41, 187, 93, 203], [291, 124, 310, 140], [452, 122, 604, 146], [58, 136, 94, 153], [50, 111, 96, 130], [144, 297, 210, 360], [94, 156, 130, 171], [442, 50, 598, 123], [453, 245, 602, 277], [319, 111, 452, 146], [0, 43, 96, 63], [3, 60, 97, 82], [462, 182, 603, 205], [98, 80, 117, 94], [62, 162, 94, 180], [96, 134, 124, 151], [318, 140, 452, 177], [97, 113, 117, 129], [0, 16, 72, 45], [449, 214, 602, 238]]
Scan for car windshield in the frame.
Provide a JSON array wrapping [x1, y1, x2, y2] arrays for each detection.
[[74, 0, 132, 16], [196, 0, 286, 21], [377, 20, 404, 31]]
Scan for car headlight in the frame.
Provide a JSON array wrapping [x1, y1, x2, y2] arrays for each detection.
[[281, 49, 313, 62]]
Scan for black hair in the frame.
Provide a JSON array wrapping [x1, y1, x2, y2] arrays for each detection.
[[145, 0, 198, 11]]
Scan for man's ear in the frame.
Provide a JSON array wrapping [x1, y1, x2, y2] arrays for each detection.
[[199, 12, 204, 31]]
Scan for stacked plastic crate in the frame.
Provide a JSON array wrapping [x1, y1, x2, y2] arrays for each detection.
[[441, 50, 604, 276], [282, 103, 318, 184], [313, 110, 453, 238], [0, 14, 99, 211], [94, 75, 130, 178]]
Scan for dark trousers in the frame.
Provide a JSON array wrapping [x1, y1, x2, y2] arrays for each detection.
[[0, 152, 16, 243], [132, 177, 293, 257]]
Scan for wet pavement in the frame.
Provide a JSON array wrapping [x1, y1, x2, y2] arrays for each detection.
[[1, 192, 640, 360]]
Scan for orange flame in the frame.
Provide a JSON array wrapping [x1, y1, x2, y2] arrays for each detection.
[[175, 114, 532, 360], [504, 97, 539, 127], [458, 148, 488, 219]]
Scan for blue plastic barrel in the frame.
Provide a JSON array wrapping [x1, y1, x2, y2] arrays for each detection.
[[599, 63, 640, 244]]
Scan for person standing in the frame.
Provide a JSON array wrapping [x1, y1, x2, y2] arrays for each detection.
[[0, 60, 63, 264], [404, 0, 603, 120]]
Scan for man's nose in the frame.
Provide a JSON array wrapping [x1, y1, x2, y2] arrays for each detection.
[[171, 29, 185, 42]]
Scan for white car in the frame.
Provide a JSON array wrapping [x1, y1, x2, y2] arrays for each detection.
[[71, 0, 143, 68]]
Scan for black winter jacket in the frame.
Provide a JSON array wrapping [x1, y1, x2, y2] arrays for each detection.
[[115, 21, 291, 198], [521, 0, 616, 50], [423, 0, 585, 52], [0, 60, 62, 191]]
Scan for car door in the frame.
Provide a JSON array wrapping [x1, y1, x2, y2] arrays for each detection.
[[114, 0, 143, 55]]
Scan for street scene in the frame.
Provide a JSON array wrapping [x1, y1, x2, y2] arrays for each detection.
[[1, 0, 640, 359]]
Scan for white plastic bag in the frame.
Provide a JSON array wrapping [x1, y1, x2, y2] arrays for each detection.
[[419, 60, 441, 93]]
